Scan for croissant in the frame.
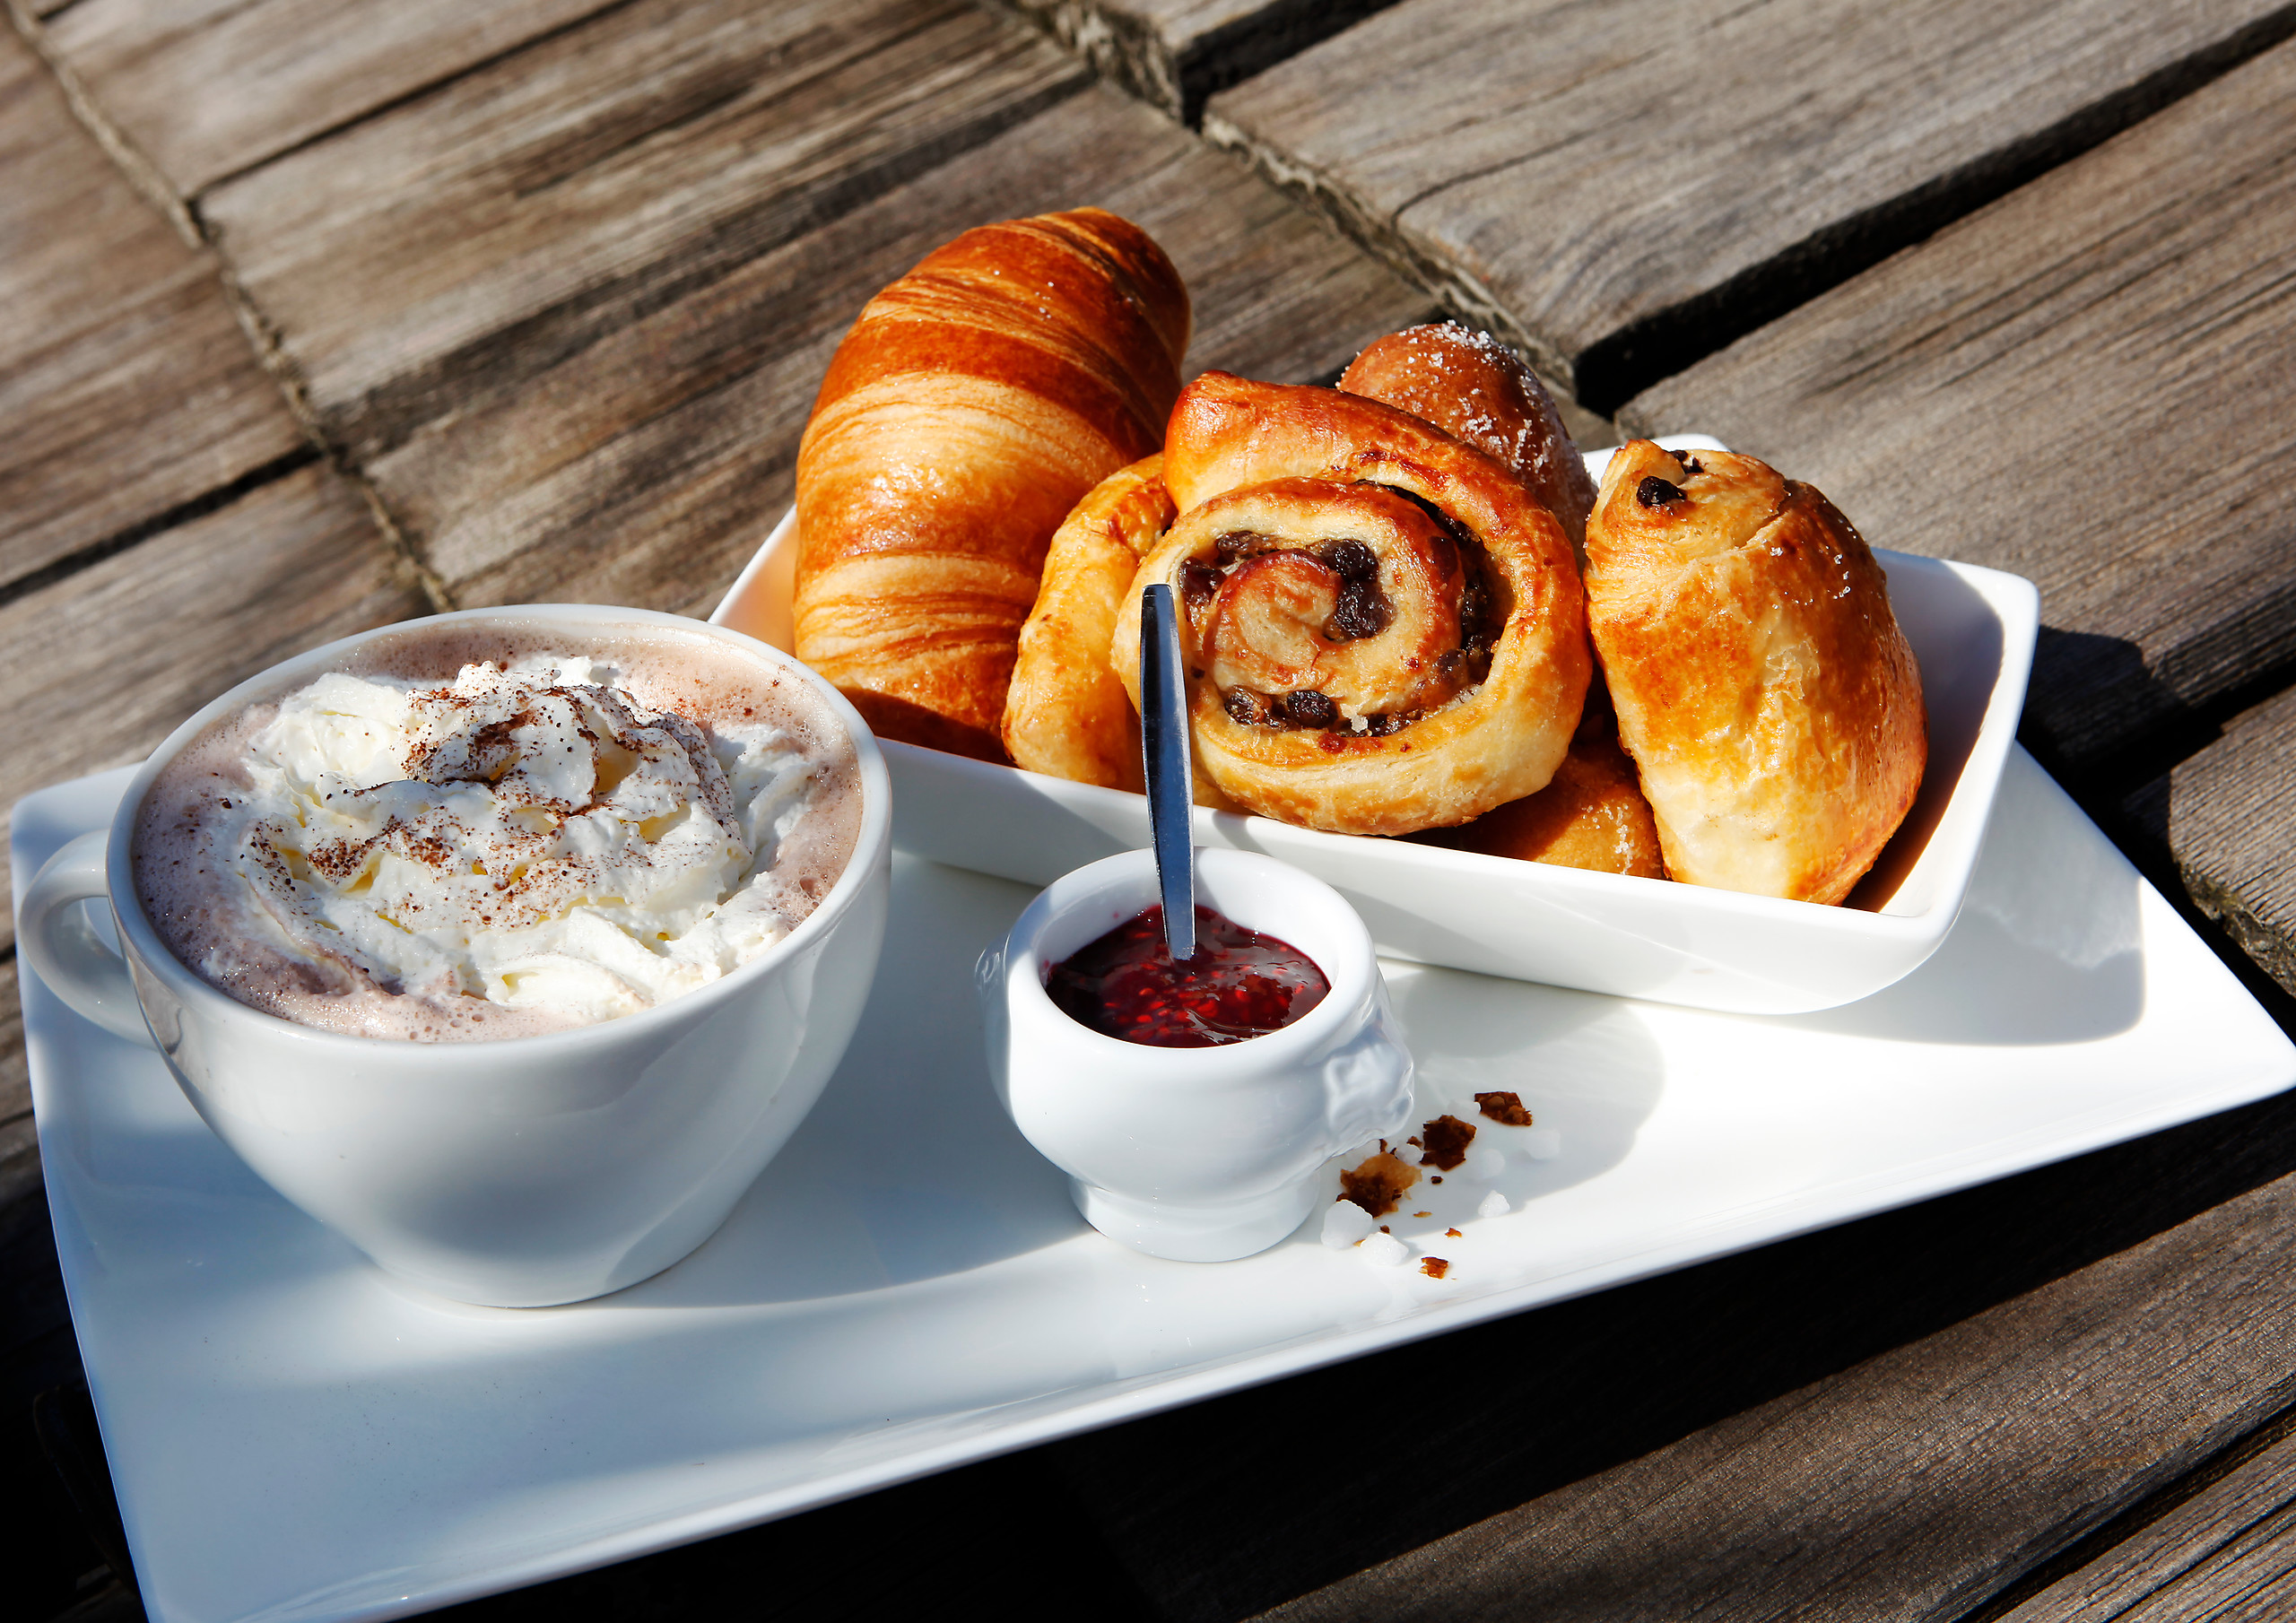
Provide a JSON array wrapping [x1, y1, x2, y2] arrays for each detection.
[[1111, 373, 1590, 837], [793, 208, 1191, 759], [1586, 442, 1926, 903], [1000, 455, 1175, 791]]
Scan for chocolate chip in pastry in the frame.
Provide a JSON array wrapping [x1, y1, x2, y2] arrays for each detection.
[[1585, 442, 1926, 904]]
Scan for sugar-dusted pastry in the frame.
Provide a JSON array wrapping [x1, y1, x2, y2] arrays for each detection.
[[1000, 456, 1174, 792], [1340, 321, 1598, 547], [794, 209, 1190, 759], [1585, 442, 1926, 904], [1345, 321, 1661, 872], [1110, 373, 1590, 837]]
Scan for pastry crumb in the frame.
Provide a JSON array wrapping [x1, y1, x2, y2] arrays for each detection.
[[1419, 1115, 1476, 1170], [1340, 1150, 1421, 1216], [1475, 1091, 1534, 1127]]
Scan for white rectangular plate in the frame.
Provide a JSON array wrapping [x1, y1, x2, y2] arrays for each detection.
[[717, 438, 2042, 1013], [15, 755, 2292, 1623]]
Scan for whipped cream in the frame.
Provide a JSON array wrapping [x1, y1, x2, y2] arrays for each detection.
[[137, 647, 858, 1039]]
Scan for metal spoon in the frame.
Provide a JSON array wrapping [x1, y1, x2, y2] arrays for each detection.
[[1138, 582, 1196, 961]]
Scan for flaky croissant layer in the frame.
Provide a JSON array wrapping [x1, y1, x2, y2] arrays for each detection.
[[795, 208, 1190, 759]]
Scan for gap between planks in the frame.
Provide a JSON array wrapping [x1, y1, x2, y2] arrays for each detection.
[[983, 0, 1405, 124], [1961, 1397, 2296, 1622], [5, 0, 474, 615], [1203, 0, 2296, 416]]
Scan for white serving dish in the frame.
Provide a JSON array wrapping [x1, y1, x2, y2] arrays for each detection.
[[16, 757, 2293, 1623], [715, 437, 2039, 1013], [981, 847, 1414, 1261]]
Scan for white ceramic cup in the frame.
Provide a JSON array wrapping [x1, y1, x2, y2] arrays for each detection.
[[978, 848, 1413, 1263], [18, 606, 891, 1307]]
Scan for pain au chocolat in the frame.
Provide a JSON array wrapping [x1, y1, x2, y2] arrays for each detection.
[[794, 208, 1190, 759], [1584, 442, 1926, 904]]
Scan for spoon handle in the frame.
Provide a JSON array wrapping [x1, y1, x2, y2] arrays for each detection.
[[1140, 583, 1196, 960]]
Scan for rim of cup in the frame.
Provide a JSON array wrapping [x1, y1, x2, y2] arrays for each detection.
[[101, 603, 891, 1054], [1002, 846, 1378, 1079]]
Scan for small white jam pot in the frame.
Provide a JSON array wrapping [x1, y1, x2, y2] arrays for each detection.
[[978, 848, 1414, 1263]]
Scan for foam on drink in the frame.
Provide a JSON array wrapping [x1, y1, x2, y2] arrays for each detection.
[[133, 620, 863, 1041]]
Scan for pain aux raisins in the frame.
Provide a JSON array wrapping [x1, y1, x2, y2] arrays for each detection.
[[1196, 498, 1500, 735]]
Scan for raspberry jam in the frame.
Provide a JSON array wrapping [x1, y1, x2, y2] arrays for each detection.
[[1045, 904, 1329, 1047]]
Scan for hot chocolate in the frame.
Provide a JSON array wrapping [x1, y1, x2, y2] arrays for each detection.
[[132, 619, 863, 1041]]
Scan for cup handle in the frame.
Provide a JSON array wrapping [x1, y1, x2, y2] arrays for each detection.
[[20, 831, 156, 1048]]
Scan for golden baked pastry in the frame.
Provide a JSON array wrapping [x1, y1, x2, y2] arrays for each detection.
[[1344, 321, 1661, 873], [1110, 373, 1590, 837], [1411, 694, 1664, 876], [793, 208, 1190, 759], [1000, 455, 1174, 792], [1585, 441, 1926, 903], [1339, 322, 1598, 547]]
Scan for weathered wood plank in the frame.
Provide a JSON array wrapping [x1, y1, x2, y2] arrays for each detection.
[[364, 82, 1434, 614], [1617, 39, 2296, 775], [1205, 0, 2296, 412], [1992, 1413, 2296, 1621], [987, 0, 1398, 123], [0, 465, 428, 956], [0, 24, 306, 590], [201, 0, 1091, 468], [38, 0, 624, 195], [2126, 689, 2296, 999]]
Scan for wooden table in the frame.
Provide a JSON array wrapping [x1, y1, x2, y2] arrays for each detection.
[[4, 0, 2294, 1617]]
